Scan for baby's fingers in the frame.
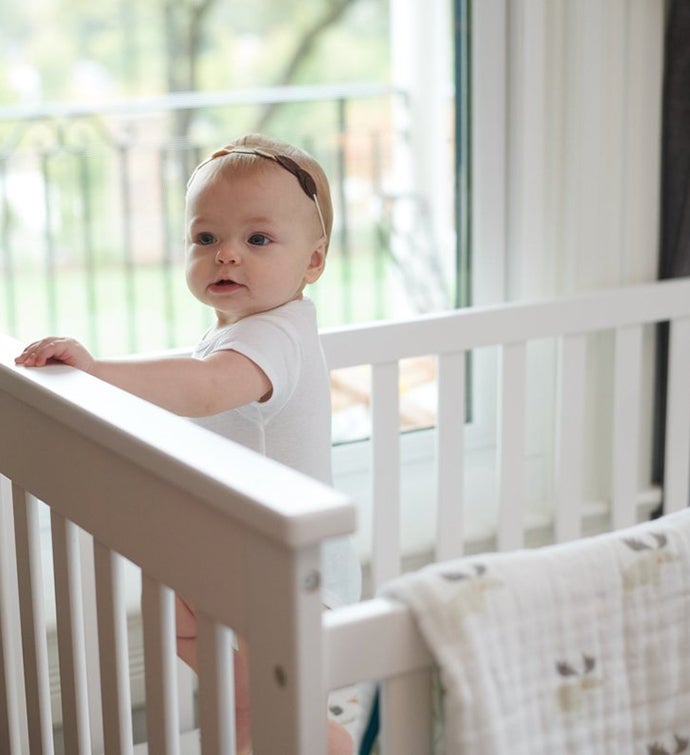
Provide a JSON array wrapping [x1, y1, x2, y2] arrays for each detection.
[[15, 337, 81, 367], [15, 339, 54, 366], [15, 339, 45, 362]]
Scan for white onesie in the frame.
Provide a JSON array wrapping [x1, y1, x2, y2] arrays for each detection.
[[190, 297, 361, 608]]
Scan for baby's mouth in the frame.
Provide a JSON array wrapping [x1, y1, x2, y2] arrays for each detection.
[[209, 277, 243, 293]]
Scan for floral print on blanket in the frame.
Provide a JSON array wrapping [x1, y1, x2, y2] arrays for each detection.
[[620, 531, 679, 590], [381, 509, 690, 755], [647, 734, 689, 754], [555, 653, 602, 713], [439, 563, 503, 620]]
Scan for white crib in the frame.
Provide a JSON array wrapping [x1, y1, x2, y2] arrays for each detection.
[[1, 278, 689, 754]]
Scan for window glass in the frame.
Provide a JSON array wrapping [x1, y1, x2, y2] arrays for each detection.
[[0, 3, 460, 336], [0, 0, 463, 442]]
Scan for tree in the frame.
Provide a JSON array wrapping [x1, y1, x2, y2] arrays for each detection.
[[253, 0, 362, 133], [161, 0, 364, 131], [163, 0, 217, 179]]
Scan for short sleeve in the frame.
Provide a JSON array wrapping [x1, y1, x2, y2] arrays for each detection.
[[202, 312, 302, 417]]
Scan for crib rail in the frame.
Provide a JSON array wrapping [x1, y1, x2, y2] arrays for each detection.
[[319, 278, 690, 752], [321, 277, 690, 586], [2, 278, 690, 755], [0, 333, 355, 754]]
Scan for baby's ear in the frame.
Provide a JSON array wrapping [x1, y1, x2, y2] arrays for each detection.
[[304, 242, 327, 284]]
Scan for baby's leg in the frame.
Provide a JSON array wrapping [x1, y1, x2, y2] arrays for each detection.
[[175, 595, 251, 753], [175, 595, 353, 754], [174, 594, 198, 669], [328, 718, 354, 754]]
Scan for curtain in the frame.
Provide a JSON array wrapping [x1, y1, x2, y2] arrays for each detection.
[[653, 0, 690, 512]]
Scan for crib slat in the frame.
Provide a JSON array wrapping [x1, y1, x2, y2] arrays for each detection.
[[496, 343, 527, 550], [435, 351, 466, 560], [0, 476, 26, 754], [93, 541, 133, 755], [51, 512, 91, 754], [611, 325, 643, 528], [554, 334, 587, 542], [380, 668, 433, 755], [197, 613, 235, 755], [12, 484, 55, 755], [79, 529, 105, 753], [663, 316, 690, 512], [176, 661, 196, 735], [0, 601, 13, 755], [142, 576, 180, 755], [371, 362, 401, 589]]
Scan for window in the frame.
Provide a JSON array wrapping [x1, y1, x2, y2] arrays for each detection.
[[0, 1, 463, 352], [333, 0, 667, 557]]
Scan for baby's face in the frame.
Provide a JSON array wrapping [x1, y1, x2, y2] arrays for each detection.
[[185, 164, 326, 327]]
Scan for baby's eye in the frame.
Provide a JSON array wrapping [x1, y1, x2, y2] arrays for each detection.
[[248, 233, 270, 247], [196, 232, 216, 246]]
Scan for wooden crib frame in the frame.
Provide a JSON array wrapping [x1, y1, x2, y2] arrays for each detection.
[[1, 278, 689, 754]]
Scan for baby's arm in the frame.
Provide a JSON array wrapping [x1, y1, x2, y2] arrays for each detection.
[[15, 336, 271, 417]]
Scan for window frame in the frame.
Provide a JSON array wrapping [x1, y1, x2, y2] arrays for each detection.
[[332, 0, 667, 560]]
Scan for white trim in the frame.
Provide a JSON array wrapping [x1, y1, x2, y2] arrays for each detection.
[[505, 0, 551, 298], [471, 0, 508, 305]]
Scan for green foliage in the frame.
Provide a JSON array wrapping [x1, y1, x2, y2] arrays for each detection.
[[0, 245, 395, 355], [0, 0, 400, 347], [0, 0, 389, 104]]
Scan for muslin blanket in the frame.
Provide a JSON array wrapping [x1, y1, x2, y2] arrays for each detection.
[[381, 509, 690, 754]]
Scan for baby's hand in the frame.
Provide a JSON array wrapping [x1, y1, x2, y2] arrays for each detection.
[[15, 337, 96, 373]]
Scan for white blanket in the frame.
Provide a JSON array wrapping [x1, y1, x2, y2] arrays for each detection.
[[381, 509, 690, 754]]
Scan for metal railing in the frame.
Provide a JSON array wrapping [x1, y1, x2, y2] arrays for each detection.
[[0, 83, 447, 356]]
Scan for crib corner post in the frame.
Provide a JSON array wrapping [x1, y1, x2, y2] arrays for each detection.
[[245, 537, 326, 755]]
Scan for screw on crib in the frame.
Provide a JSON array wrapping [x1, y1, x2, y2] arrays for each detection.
[[303, 570, 321, 592], [274, 665, 287, 687]]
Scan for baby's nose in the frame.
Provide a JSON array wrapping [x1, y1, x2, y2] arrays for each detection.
[[216, 242, 239, 263]]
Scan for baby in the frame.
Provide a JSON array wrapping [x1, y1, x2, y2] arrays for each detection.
[[16, 133, 361, 754]]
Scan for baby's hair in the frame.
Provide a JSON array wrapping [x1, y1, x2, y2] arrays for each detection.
[[187, 133, 334, 248]]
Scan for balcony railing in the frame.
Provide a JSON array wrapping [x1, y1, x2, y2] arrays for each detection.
[[0, 83, 449, 357]]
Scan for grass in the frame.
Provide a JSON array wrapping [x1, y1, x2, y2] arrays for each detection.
[[1, 248, 395, 357]]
